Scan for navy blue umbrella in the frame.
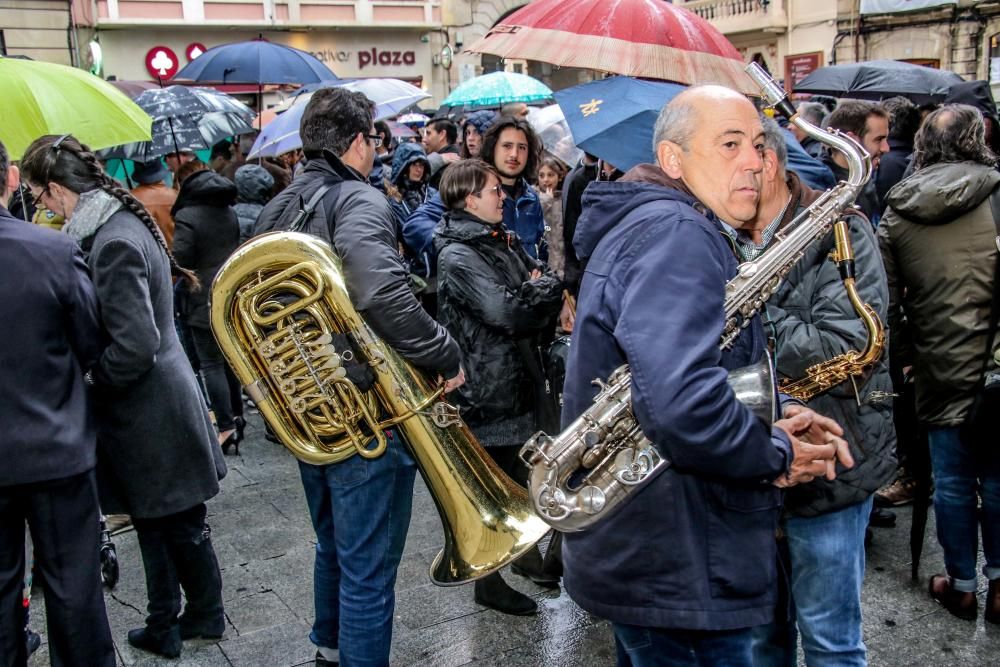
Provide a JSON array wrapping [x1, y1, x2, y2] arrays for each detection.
[[174, 38, 338, 85], [555, 77, 685, 172]]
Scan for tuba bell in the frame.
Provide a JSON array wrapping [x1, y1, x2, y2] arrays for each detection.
[[210, 231, 550, 585]]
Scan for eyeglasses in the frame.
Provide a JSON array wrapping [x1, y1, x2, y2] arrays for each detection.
[[366, 134, 383, 148], [29, 187, 49, 208], [474, 184, 504, 198]]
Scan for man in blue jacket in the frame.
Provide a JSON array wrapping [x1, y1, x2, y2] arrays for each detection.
[[562, 86, 852, 665], [0, 139, 115, 666]]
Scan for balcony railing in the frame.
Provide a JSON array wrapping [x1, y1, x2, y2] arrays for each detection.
[[682, 0, 787, 35]]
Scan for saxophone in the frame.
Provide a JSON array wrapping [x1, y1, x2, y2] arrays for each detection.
[[518, 63, 873, 532], [778, 220, 886, 403]]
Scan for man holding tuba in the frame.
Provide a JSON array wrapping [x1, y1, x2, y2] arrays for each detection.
[[743, 118, 896, 667], [560, 86, 851, 665], [253, 88, 465, 667]]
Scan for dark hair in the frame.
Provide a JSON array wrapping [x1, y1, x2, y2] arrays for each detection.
[[20, 134, 199, 287], [439, 159, 499, 210], [300, 87, 374, 156], [826, 100, 889, 139], [175, 159, 208, 187], [0, 138, 8, 186], [480, 115, 541, 181], [538, 154, 567, 188], [427, 118, 458, 145], [913, 104, 997, 170], [374, 120, 392, 148], [794, 102, 827, 128], [881, 96, 921, 143]]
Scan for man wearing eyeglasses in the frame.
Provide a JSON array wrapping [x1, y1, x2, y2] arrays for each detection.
[[254, 87, 464, 667]]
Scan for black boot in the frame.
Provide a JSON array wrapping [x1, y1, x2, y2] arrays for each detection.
[[127, 626, 182, 658], [510, 543, 560, 589], [542, 531, 564, 579], [172, 525, 225, 640], [474, 572, 537, 616]]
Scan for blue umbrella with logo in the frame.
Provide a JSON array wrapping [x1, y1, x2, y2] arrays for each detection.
[[555, 77, 686, 172]]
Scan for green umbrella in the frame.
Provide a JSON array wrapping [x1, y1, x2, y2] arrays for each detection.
[[0, 56, 152, 159], [440, 71, 553, 111]]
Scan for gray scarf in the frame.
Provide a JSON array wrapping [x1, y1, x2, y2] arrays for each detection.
[[63, 189, 123, 243]]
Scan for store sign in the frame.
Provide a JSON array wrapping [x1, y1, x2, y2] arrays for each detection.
[[186, 43, 207, 61], [145, 46, 179, 80], [307, 46, 418, 70], [785, 52, 823, 92], [860, 0, 955, 14]]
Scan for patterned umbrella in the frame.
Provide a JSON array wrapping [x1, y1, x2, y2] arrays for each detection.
[[465, 0, 753, 94], [396, 112, 430, 127], [102, 85, 255, 161], [440, 72, 553, 110]]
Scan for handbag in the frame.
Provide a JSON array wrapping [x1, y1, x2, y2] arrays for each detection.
[[961, 188, 1000, 443]]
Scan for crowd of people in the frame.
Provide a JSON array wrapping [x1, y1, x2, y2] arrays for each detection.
[[1, 73, 998, 667]]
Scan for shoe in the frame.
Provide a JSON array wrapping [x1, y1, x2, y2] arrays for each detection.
[[986, 579, 1000, 625], [178, 615, 225, 640], [234, 415, 246, 442], [264, 427, 280, 444], [474, 572, 538, 616], [104, 514, 133, 535], [127, 626, 182, 658], [869, 506, 896, 528], [26, 629, 41, 656], [510, 544, 560, 589], [220, 430, 240, 456], [315, 650, 339, 666], [929, 574, 977, 621], [875, 475, 918, 507]]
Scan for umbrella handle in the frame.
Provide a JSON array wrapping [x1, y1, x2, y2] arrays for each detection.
[[166, 116, 181, 158]]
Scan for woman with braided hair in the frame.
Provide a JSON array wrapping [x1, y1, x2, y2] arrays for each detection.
[[21, 134, 228, 659]]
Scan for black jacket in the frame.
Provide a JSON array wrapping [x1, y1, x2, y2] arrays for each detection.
[[823, 152, 880, 223], [171, 170, 241, 329], [561, 159, 598, 295], [435, 211, 562, 442], [0, 207, 103, 486], [255, 151, 461, 377]]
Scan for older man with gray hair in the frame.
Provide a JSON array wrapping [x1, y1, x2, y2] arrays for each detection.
[[743, 117, 896, 667], [560, 87, 851, 666]]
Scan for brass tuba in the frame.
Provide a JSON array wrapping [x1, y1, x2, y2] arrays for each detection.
[[210, 232, 550, 585]]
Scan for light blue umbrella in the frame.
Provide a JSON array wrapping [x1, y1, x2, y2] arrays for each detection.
[[555, 77, 685, 172], [440, 72, 552, 110], [248, 78, 429, 159]]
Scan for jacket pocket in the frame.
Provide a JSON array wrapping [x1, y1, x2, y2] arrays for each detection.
[[705, 482, 781, 599]]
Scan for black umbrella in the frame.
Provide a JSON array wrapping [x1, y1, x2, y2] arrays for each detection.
[[794, 60, 963, 104], [101, 85, 255, 162]]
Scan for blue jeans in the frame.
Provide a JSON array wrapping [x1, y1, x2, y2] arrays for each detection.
[[613, 623, 754, 666], [928, 426, 1000, 591], [298, 430, 416, 667], [751, 496, 872, 667]]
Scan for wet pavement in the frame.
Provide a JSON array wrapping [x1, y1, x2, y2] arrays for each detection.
[[26, 414, 1000, 666]]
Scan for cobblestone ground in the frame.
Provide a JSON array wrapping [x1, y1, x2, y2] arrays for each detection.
[[26, 414, 1000, 666]]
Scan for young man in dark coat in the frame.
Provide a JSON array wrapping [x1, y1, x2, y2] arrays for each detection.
[[562, 86, 850, 665], [822, 100, 890, 225], [747, 118, 896, 666], [0, 138, 116, 667], [254, 87, 464, 667]]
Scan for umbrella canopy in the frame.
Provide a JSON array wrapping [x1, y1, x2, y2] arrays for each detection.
[[107, 79, 159, 99], [0, 56, 152, 160], [388, 121, 417, 139], [526, 104, 582, 169], [466, 0, 753, 94], [440, 72, 553, 110], [281, 78, 430, 120], [101, 85, 256, 161], [174, 39, 337, 85], [793, 59, 964, 104], [397, 112, 430, 127], [248, 78, 430, 160], [555, 77, 686, 172]]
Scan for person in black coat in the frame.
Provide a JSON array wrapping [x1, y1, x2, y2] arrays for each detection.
[[0, 138, 115, 667], [21, 135, 227, 660], [435, 159, 564, 616], [172, 165, 244, 453]]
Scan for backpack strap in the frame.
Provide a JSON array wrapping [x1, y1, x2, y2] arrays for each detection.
[[288, 183, 334, 233]]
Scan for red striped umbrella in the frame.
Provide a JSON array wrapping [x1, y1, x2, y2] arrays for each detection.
[[465, 0, 754, 95]]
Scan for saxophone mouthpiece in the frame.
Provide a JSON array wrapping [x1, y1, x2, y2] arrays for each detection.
[[745, 62, 797, 120]]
